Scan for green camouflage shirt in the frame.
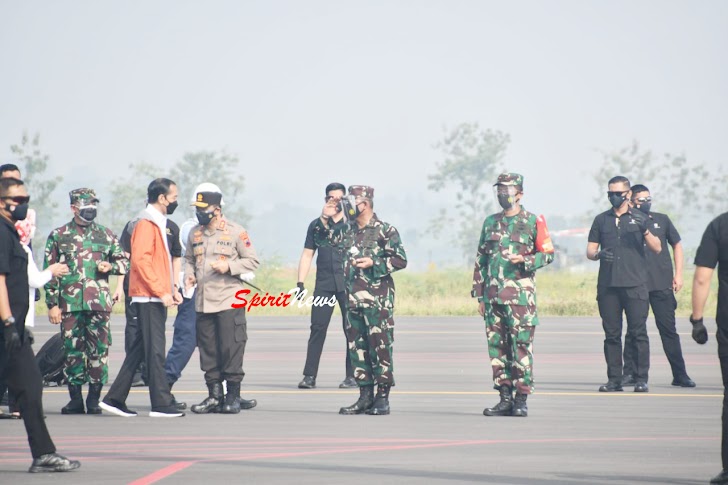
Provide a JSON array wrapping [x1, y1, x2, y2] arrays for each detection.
[[316, 214, 407, 309], [472, 208, 553, 306], [44, 219, 128, 313]]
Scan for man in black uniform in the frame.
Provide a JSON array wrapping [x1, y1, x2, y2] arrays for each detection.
[[0, 177, 80, 472], [690, 211, 728, 484], [297, 182, 355, 389], [586, 176, 661, 393], [622, 185, 695, 387]]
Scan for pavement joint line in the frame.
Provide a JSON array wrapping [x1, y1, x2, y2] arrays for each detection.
[[40, 389, 723, 397]]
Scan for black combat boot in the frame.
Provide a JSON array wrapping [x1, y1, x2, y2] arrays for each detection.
[[221, 381, 258, 414], [191, 381, 223, 414], [511, 393, 528, 417], [366, 384, 391, 415], [339, 385, 374, 415], [483, 385, 513, 416], [61, 384, 85, 415], [85, 383, 103, 415]]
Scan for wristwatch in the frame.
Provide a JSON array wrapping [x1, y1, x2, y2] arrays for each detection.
[[3, 316, 15, 327]]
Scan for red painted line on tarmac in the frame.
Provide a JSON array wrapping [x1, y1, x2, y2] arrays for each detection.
[[127, 461, 195, 485]]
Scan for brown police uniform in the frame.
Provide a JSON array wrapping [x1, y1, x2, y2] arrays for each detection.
[[184, 190, 259, 414]]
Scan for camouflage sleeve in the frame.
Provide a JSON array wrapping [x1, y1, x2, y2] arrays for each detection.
[[43, 230, 61, 309], [319, 217, 352, 250], [107, 230, 129, 275], [523, 221, 554, 272], [471, 221, 488, 301], [523, 251, 554, 272], [370, 224, 407, 279]]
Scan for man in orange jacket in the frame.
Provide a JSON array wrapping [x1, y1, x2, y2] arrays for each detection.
[[101, 178, 184, 418]]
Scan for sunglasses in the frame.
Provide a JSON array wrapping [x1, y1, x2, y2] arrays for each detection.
[[1, 195, 31, 204], [607, 191, 627, 197], [633, 197, 652, 203]]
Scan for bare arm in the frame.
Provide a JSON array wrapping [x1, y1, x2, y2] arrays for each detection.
[[297, 249, 315, 283], [0, 274, 11, 321], [586, 242, 600, 261], [672, 242, 684, 292], [645, 231, 661, 254], [691, 266, 713, 320]]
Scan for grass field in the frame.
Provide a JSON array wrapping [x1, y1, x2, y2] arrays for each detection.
[[34, 266, 717, 319]]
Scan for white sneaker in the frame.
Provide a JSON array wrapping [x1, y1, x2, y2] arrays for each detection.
[[99, 400, 137, 417], [149, 408, 185, 418]]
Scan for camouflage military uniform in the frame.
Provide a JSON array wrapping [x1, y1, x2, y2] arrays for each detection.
[[44, 189, 128, 385], [316, 186, 407, 386], [472, 174, 553, 395]]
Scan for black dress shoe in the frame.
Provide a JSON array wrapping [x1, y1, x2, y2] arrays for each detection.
[[621, 374, 635, 386], [29, 453, 81, 473], [298, 376, 316, 389], [598, 381, 623, 392], [671, 377, 696, 388], [634, 382, 649, 393], [339, 376, 357, 388], [711, 469, 728, 484]]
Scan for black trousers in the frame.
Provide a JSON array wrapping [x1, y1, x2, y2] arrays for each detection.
[[106, 302, 173, 410], [718, 316, 728, 470], [597, 286, 650, 382], [0, 339, 55, 458], [303, 289, 353, 378], [124, 296, 147, 382], [196, 307, 247, 384], [623, 289, 688, 380]]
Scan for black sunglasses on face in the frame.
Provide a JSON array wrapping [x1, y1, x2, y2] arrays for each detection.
[[1, 196, 30, 204], [607, 191, 627, 198], [633, 197, 652, 203]]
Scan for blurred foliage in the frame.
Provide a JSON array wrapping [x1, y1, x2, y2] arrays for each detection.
[[108, 150, 249, 232], [8, 132, 63, 264], [592, 140, 728, 229], [37, 268, 716, 318], [428, 122, 510, 261], [169, 150, 249, 225]]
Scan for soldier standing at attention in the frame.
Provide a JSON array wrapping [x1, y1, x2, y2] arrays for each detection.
[[690, 211, 728, 485], [44, 189, 128, 415], [185, 188, 259, 414], [319, 185, 407, 415], [473, 173, 554, 418]]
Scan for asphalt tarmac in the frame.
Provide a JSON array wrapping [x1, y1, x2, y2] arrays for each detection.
[[0, 315, 723, 484]]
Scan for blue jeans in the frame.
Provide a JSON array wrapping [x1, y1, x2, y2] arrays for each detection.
[[164, 293, 197, 385]]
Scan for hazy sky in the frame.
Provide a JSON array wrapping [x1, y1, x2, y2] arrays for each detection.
[[1, 1, 726, 266]]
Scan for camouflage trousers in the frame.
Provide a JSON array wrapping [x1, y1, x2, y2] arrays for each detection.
[[61, 311, 112, 385], [484, 303, 536, 394], [346, 307, 395, 386]]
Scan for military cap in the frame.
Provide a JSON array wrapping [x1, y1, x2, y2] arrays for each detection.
[[348, 185, 375, 200], [69, 188, 100, 205], [493, 172, 524, 187], [192, 191, 223, 208]]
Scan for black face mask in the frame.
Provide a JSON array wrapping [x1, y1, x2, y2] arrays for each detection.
[[196, 209, 215, 226], [78, 207, 97, 222], [339, 195, 362, 220], [166, 199, 178, 215], [498, 194, 516, 210], [608, 193, 626, 209], [9, 203, 29, 221], [636, 202, 651, 214]]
